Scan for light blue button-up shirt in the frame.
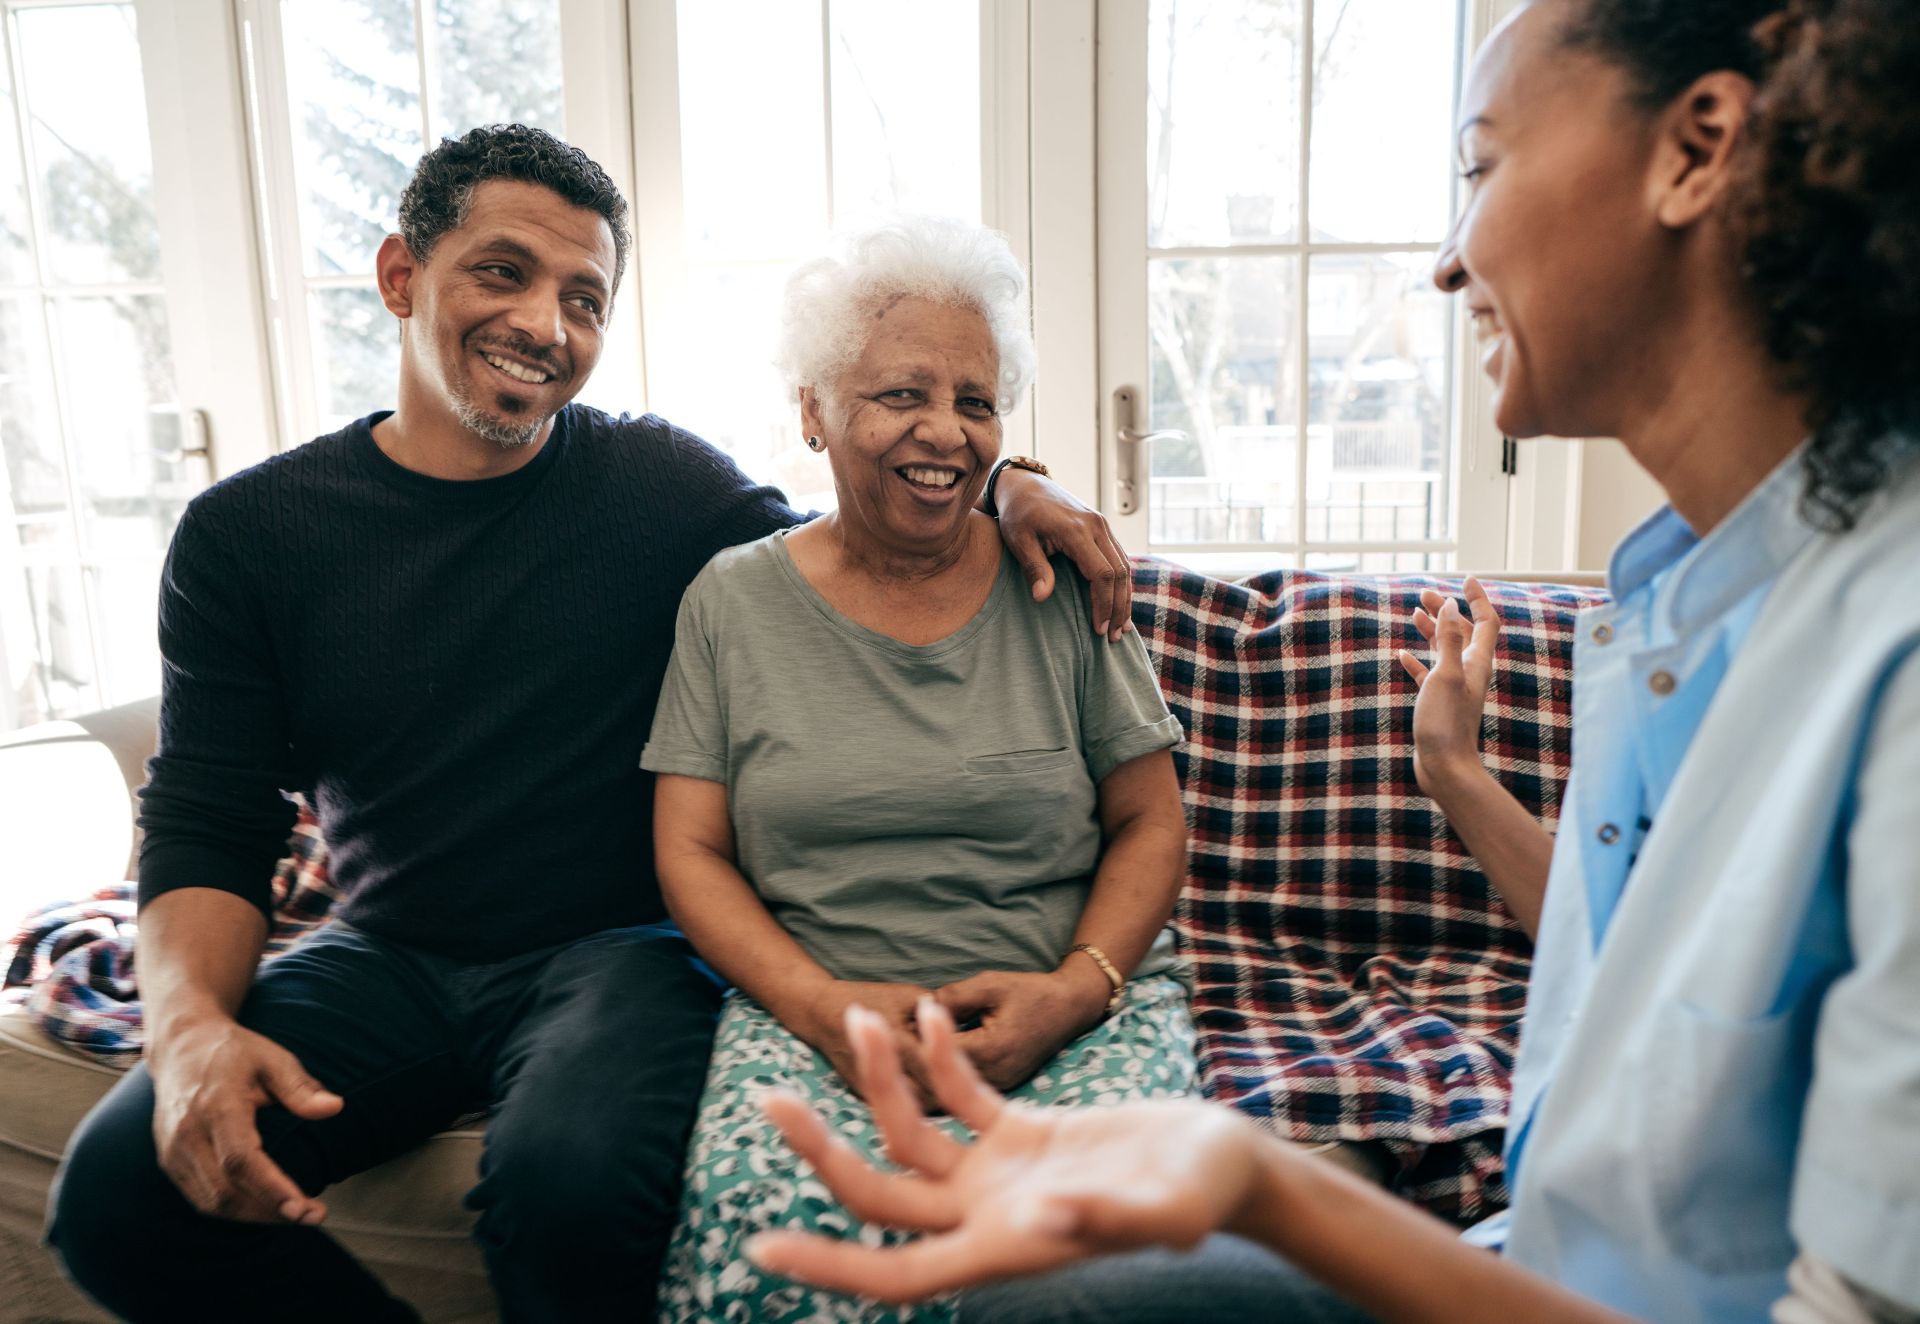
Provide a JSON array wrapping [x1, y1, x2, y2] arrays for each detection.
[[1496, 450, 1920, 1321]]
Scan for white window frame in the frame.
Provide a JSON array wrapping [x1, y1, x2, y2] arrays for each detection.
[[624, 0, 1034, 469], [136, 0, 279, 480], [0, 0, 274, 729], [1026, 0, 1577, 574], [1093, 0, 1500, 571], [117, 0, 1579, 570]]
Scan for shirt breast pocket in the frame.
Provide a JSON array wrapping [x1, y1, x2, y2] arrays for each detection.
[[963, 748, 1080, 776], [1647, 999, 1811, 1273]]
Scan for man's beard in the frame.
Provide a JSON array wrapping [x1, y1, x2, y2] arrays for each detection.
[[451, 385, 548, 449]]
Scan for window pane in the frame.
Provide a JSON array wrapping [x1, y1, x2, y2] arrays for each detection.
[[283, 0, 424, 276], [0, 61, 34, 284], [16, 4, 162, 285], [828, 0, 979, 223], [1148, 0, 1302, 249], [1148, 256, 1299, 546], [670, 0, 986, 510], [16, 554, 98, 721], [1306, 252, 1450, 544], [0, 297, 66, 519], [1308, 0, 1459, 243], [310, 284, 398, 433], [677, 0, 829, 261], [49, 296, 191, 558], [674, 262, 834, 513], [426, 1, 564, 139], [89, 558, 166, 705]]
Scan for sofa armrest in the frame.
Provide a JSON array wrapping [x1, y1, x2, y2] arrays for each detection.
[[1460, 570, 1607, 589], [0, 697, 159, 918]]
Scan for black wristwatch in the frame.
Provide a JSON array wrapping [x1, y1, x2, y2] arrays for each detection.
[[981, 455, 1051, 519]]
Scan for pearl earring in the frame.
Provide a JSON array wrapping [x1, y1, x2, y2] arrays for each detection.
[[806, 435, 825, 452]]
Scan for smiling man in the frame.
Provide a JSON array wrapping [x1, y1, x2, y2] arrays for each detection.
[[42, 125, 1131, 1323]]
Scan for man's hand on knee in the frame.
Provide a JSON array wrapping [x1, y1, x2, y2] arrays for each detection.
[[149, 1015, 343, 1224]]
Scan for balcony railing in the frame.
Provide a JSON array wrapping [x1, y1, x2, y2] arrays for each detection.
[[1148, 421, 1442, 547]]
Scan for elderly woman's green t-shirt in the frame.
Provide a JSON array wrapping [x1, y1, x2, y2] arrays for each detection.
[[641, 531, 1185, 989]]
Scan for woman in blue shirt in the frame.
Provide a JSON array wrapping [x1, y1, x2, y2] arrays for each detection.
[[736, 0, 1920, 1320]]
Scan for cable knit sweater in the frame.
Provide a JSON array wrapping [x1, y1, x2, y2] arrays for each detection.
[[136, 405, 801, 962]]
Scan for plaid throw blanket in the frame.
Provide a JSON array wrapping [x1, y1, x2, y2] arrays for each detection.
[[6, 567, 1603, 1221], [1132, 562, 1609, 1222], [2, 803, 340, 1064]]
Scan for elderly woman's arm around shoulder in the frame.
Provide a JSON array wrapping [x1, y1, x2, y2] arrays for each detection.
[[746, 999, 1633, 1324], [936, 748, 1187, 1093], [652, 773, 935, 1090]]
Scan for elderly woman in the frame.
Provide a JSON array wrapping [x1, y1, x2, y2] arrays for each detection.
[[641, 216, 1197, 1322]]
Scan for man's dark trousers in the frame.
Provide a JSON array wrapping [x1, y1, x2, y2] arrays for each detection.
[[46, 920, 722, 1323]]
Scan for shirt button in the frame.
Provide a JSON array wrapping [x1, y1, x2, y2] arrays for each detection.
[[1592, 623, 1614, 644], [1597, 823, 1621, 845], [1648, 670, 1676, 695]]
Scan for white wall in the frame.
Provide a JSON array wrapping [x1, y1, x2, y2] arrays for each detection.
[[1576, 439, 1666, 570]]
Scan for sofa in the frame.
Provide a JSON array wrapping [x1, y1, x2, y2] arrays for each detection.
[[0, 702, 502, 1324], [0, 563, 1606, 1324]]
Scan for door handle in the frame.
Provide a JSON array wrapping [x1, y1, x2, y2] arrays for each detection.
[[149, 406, 214, 467], [1112, 386, 1186, 517]]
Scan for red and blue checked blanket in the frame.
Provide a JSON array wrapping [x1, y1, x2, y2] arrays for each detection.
[[3, 565, 1605, 1221], [2, 805, 339, 1065], [1132, 561, 1609, 1222]]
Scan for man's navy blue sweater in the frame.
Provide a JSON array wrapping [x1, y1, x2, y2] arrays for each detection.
[[136, 405, 799, 962]]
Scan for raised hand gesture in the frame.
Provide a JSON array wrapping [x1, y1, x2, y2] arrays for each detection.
[[1396, 575, 1557, 937], [1397, 575, 1503, 801]]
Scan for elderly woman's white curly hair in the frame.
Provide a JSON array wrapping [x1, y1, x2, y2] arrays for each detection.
[[775, 215, 1038, 414]]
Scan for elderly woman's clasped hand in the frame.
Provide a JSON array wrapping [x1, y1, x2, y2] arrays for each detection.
[[791, 966, 1118, 1103], [933, 966, 1115, 1093], [786, 979, 940, 1098]]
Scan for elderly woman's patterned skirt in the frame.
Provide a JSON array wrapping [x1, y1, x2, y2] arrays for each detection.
[[657, 974, 1197, 1324]]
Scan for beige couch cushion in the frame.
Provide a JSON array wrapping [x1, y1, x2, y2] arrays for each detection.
[[0, 1004, 496, 1323]]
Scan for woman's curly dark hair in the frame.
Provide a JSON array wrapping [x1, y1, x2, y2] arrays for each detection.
[[1738, 0, 1920, 529], [1564, 0, 1920, 529], [1559, 0, 1777, 108]]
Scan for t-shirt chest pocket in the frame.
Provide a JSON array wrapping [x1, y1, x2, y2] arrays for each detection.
[[953, 745, 1098, 847], [963, 747, 1080, 776]]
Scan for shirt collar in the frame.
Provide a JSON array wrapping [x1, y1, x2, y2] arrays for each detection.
[[1605, 447, 1817, 635], [1606, 505, 1697, 602]]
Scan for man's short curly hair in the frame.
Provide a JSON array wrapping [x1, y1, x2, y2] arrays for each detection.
[[396, 123, 631, 297], [1738, 0, 1920, 529]]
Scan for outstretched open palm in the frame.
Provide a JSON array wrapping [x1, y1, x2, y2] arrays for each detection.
[[747, 1000, 1262, 1305]]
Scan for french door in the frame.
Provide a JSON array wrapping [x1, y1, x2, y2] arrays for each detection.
[[1093, 0, 1518, 576]]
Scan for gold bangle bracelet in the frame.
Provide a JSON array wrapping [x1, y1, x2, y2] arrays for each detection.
[[1069, 942, 1126, 1018]]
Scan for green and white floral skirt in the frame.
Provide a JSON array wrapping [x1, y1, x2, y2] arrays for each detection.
[[656, 973, 1197, 1324]]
